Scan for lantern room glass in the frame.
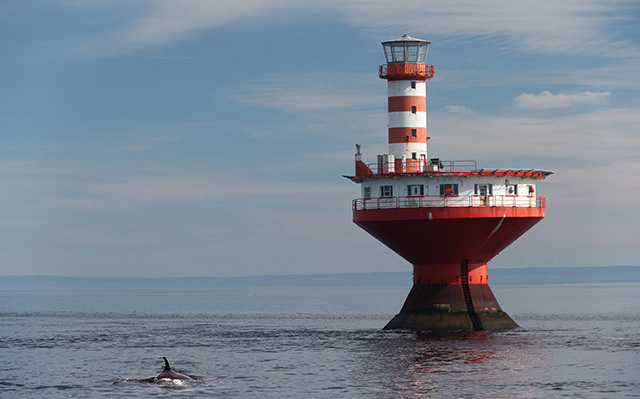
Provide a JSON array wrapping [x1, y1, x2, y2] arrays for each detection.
[[383, 42, 430, 64], [391, 45, 404, 62], [417, 44, 427, 62], [407, 45, 418, 62]]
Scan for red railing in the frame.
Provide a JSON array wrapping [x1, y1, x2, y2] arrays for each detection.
[[353, 195, 546, 210], [379, 63, 435, 79]]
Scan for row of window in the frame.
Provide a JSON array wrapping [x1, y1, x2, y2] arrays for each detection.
[[363, 183, 524, 198], [383, 43, 429, 64], [365, 185, 457, 198]]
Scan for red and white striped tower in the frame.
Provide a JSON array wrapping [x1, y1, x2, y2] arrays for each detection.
[[348, 36, 552, 332], [379, 35, 434, 173]]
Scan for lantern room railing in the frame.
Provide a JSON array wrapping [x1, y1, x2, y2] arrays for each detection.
[[379, 63, 435, 79]]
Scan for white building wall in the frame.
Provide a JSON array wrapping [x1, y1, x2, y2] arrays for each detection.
[[388, 143, 427, 159], [388, 80, 426, 97], [360, 175, 540, 204], [388, 111, 427, 128]]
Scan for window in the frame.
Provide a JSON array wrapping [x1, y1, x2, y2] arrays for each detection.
[[408, 184, 424, 196], [407, 45, 418, 62], [417, 44, 428, 62], [440, 184, 458, 196], [363, 187, 371, 198], [474, 184, 493, 195], [411, 106, 417, 114], [410, 81, 416, 89], [384, 47, 393, 63], [506, 184, 518, 195], [411, 152, 417, 160], [411, 129, 417, 137], [380, 185, 393, 197], [392, 46, 405, 62]]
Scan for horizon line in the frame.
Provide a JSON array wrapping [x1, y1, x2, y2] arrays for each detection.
[[1, 265, 638, 280]]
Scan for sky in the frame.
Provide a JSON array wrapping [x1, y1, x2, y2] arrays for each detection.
[[1, 0, 639, 277]]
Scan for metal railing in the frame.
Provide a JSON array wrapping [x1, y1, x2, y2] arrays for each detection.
[[379, 63, 435, 79], [363, 159, 477, 176], [353, 195, 546, 210]]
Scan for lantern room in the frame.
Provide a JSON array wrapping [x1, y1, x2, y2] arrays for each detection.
[[380, 35, 434, 80], [382, 35, 430, 64]]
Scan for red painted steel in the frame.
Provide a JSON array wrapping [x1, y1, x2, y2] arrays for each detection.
[[352, 161, 550, 179], [388, 96, 427, 112], [355, 160, 371, 177], [353, 206, 544, 265], [394, 158, 427, 173], [388, 127, 427, 143], [412, 263, 488, 285], [380, 63, 435, 80]]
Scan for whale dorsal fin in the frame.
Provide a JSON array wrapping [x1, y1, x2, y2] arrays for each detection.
[[163, 357, 171, 371]]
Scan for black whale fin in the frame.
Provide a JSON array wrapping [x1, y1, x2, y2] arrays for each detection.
[[162, 357, 171, 371]]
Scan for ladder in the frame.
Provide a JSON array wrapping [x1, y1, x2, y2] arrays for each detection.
[[460, 259, 484, 331]]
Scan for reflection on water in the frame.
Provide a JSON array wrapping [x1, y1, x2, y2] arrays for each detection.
[[354, 330, 550, 398]]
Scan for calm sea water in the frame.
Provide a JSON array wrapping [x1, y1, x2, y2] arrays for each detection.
[[1, 282, 638, 398]]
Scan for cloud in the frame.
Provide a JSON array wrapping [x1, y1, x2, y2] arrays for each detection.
[[512, 157, 640, 267], [232, 73, 381, 113], [108, 136, 181, 153], [67, 0, 295, 59], [429, 106, 640, 161], [340, 0, 639, 59], [444, 105, 475, 115], [547, 160, 640, 209], [0, 158, 369, 276], [111, 143, 152, 152], [62, 0, 640, 61], [0, 160, 348, 213], [514, 91, 611, 110]]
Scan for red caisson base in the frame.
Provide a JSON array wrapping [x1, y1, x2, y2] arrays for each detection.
[[384, 261, 518, 331], [353, 207, 541, 331]]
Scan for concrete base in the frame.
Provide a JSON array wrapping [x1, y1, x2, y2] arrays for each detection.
[[383, 283, 519, 332]]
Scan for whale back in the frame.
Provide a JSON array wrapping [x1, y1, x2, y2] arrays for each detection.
[[154, 357, 193, 381]]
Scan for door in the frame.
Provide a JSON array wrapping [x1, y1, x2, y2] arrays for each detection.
[[478, 185, 488, 205]]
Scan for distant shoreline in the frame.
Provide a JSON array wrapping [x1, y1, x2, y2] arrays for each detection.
[[1, 266, 638, 290]]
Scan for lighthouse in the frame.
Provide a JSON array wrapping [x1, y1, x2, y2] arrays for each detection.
[[347, 35, 552, 331]]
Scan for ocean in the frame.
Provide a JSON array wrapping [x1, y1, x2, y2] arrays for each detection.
[[1, 280, 638, 398]]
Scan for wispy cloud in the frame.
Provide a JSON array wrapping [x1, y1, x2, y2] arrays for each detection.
[[0, 161, 344, 212], [232, 73, 381, 113], [62, 0, 639, 61], [66, 0, 297, 59], [444, 105, 476, 115], [340, 0, 639, 58], [108, 136, 181, 153], [111, 143, 153, 152], [514, 91, 611, 110], [430, 106, 640, 161]]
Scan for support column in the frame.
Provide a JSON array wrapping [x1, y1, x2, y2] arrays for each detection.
[[383, 262, 519, 331]]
